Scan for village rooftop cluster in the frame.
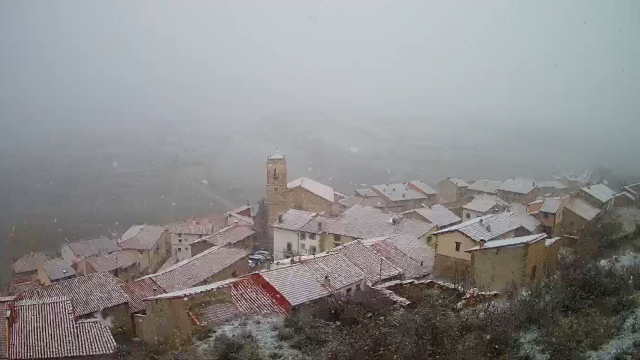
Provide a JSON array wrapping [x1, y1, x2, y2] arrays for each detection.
[[2, 151, 639, 359]]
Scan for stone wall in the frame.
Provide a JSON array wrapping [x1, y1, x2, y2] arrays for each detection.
[[470, 246, 525, 291], [433, 254, 471, 286]]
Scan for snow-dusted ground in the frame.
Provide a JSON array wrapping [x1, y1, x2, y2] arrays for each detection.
[[197, 315, 305, 360], [585, 307, 640, 360]]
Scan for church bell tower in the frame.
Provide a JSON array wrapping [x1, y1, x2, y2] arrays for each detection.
[[266, 150, 287, 226]]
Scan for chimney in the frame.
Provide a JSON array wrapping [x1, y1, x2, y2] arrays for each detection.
[[486, 224, 491, 232], [324, 275, 331, 288], [479, 240, 486, 249], [234, 220, 239, 225], [402, 193, 406, 198], [246, 200, 250, 206], [317, 222, 322, 232], [278, 214, 283, 223], [479, 219, 484, 225]]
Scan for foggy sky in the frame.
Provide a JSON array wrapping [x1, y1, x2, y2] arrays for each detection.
[[0, 0, 639, 167]]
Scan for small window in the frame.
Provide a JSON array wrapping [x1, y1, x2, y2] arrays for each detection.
[[466, 213, 471, 219], [309, 233, 316, 240], [299, 232, 306, 240], [178, 248, 182, 252], [178, 239, 182, 243], [356, 284, 362, 291], [543, 213, 549, 219], [286, 242, 292, 252], [455, 242, 461, 252], [300, 243, 306, 250], [274, 187, 279, 192], [310, 246, 317, 255], [346, 287, 353, 295], [426, 235, 433, 244], [273, 168, 278, 179], [199, 234, 203, 239], [232, 271, 238, 277]]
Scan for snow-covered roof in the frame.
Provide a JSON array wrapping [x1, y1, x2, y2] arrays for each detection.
[[565, 197, 601, 221], [371, 183, 427, 202], [581, 184, 616, 204], [435, 212, 531, 242], [406, 180, 438, 196], [466, 234, 547, 252], [539, 197, 562, 214], [467, 179, 503, 194], [287, 177, 335, 203], [413, 205, 461, 228], [498, 178, 537, 195]]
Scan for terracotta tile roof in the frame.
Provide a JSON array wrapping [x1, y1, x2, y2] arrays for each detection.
[[301, 253, 366, 291], [66, 237, 120, 259], [413, 204, 461, 228], [209, 225, 255, 246], [326, 205, 435, 240], [118, 225, 166, 251], [367, 241, 429, 279], [12, 252, 49, 274], [41, 258, 76, 281], [145, 277, 288, 324], [140, 246, 249, 292], [20, 273, 128, 317], [120, 278, 165, 313], [6, 281, 42, 296], [332, 241, 402, 283], [85, 251, 138, 273], [260, 265, 330, 306], [375, 234, 435, 271], [287, 177, 335, 203], [0, 299, 9, 359], [8, 297, 116, 359]]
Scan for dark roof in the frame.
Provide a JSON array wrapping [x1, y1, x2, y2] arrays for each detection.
[[140, 246, 249, 292], [20, 273, 129, 316], [120, 278, 165, 313], [12, 252, 49, 274], [41, 258, 76, 281], [9, 297, 116, 359], [66, 237, 119, 259], [118, 225, 166, 251]]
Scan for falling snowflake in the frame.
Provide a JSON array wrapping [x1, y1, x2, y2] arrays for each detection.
[[201, 180, 208, 185], [308, 167, 313, 171], [112, 162, 118, 168], [349, 147, 358, 154], [171, 202, 176, 206]]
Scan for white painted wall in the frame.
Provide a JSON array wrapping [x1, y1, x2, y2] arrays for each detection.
[[462, 209, 487, 221], [170, 233, 202, 262], [273, 228, 300, 261]]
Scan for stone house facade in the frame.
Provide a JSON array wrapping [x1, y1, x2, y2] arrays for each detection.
[[466, 234, 558, 292], [437, 178, 469, 202]]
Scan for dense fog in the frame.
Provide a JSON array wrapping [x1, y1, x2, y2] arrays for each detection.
[[1, 0, 638, 284]]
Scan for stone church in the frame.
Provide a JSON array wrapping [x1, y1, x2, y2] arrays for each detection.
[[266, 151, 340, 227]]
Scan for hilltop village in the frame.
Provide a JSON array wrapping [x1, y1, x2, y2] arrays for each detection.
[[2, 151, 639, 359]]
